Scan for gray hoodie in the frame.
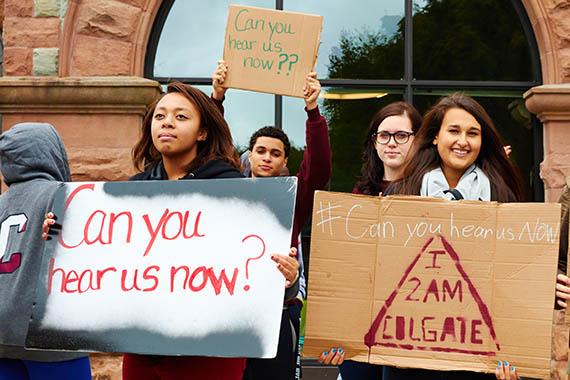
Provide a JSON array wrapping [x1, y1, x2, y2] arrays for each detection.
[[0, 123, 85, 361]]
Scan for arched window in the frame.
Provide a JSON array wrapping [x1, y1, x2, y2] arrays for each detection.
[[146, 0, 542, 200]]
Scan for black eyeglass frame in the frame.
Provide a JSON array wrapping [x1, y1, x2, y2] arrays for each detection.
[[372, 131, 415, 145]]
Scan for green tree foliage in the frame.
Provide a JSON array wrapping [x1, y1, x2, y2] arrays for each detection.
[[412, 0, 531, 81], [321, 0, 534, 193]]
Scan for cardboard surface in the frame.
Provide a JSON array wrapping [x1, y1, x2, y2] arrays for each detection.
[[223, 5, 322, 97], [304, 191, 561, 379], [27, 177, 297, 358]]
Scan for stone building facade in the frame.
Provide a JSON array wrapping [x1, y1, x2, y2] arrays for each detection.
[[1, 0, 570, 379]]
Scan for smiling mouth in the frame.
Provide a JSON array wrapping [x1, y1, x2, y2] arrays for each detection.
[[452, 148, 469, 157]]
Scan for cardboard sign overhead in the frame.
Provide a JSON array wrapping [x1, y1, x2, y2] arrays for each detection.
[[303, 191, 560, 379], [223, 5, 322, 97], [27, 178, 297, 358]]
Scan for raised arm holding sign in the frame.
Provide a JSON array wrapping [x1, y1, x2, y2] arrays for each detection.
[[212, 57, 332, 380], [37, 83, 298, 380]]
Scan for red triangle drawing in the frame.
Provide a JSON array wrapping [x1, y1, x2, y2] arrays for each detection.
[[364, 234, 500, 356]]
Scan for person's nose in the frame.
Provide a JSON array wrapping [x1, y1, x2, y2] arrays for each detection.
[[162, 114, 174, 128], [457, 132, 468, 146]]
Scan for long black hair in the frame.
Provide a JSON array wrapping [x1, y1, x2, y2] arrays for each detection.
[[390, 93, 524, 202]]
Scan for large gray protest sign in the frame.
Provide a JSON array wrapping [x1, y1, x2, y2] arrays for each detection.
[[27, 177, 297, 358]]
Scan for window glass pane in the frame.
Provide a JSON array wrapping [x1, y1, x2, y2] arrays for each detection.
[[413, 0, 533, 81], [195, 86, 274, 149], [154, 0, 273, 78], [283, 88, 404, 191], [284, 0, 404, 80], [282, 95, 311, 150], [412, 90, 534, 200]]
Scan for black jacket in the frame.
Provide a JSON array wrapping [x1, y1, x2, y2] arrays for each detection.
[[130, 159, 244, 181]]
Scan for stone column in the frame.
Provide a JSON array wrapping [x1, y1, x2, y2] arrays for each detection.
[[0, 76, 161, 181], [524, 84, 570, 202]]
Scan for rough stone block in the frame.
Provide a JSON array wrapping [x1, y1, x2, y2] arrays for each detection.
[[560, 48, 570, 82], [70, 35, 132, 75], [550, 5, 570, 49], [90, 353, 122, 380], [551, 357, 569, 380], [35, 0, 61, 17], [33, 47, 59, 76], [76, 0, 141, 42], [69, 147, 134, 181], [3, 47, 33, 76], [3, 16, 61, 47], [5, 0, 34, 17], [552, 324, 569, 361], [115, 0, 145, 8]]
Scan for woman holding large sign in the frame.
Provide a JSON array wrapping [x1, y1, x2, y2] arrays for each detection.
[[384, 93, 524, 379], [316, 93, 570, 379], [123, 82, 246, 380], [318, 101, 421, 379]]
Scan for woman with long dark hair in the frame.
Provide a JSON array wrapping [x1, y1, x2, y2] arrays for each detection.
[[386, 93, 524, 380], [390, 92, 523, 203], [319, 101, 421, 380], [131, 81, 241, 179], [124, 82, 247, 380]]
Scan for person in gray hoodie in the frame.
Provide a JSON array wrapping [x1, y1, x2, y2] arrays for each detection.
[[0, 123, 91, 380]]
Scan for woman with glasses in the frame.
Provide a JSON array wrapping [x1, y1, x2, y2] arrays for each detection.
[[318, 101, 422, 380], [353, 101, 422, 196], [318, 96, 535, 380]]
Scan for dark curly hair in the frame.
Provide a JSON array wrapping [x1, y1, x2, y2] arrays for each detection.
[[248, 126, 291, 158]]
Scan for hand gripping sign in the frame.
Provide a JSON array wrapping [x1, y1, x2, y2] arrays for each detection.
[[303, 191, 560, 379], [27, 177, 297, 358]]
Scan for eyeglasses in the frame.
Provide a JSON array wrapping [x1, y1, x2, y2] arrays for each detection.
[[372, 131, 415, 145]]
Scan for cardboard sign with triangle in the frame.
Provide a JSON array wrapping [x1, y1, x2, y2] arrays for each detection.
[[365, 234, 500, 356], [303, 191, 561, 379]]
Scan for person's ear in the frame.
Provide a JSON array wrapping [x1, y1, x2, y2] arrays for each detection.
[[432, 135, 438, 145], [198, 129, 207, 142], [284, 157, 288, 167]]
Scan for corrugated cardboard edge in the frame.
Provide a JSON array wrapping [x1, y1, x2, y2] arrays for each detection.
[[290, 13, 322, 97]]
